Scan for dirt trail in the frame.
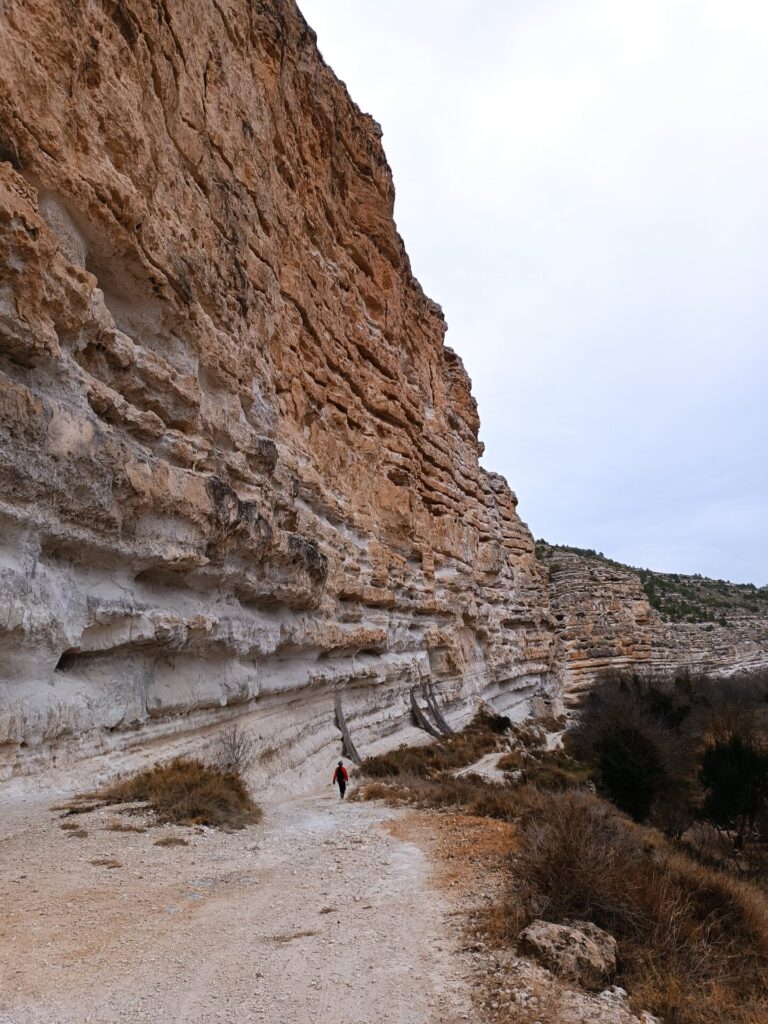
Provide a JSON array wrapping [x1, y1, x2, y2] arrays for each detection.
[[0, 787, 480, 1024]]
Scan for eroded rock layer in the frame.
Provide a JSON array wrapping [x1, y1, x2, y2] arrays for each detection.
[[0, 0, 556, 782], [540, 549, 768, 704]]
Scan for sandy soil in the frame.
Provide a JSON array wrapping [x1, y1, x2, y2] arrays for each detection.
[[0, 786, 482, 1024]]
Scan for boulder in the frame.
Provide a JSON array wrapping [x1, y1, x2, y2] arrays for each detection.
[[517, 919, 618, 990]]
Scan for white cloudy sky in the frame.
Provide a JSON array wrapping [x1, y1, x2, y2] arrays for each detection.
[[297, 0, 768, 584]]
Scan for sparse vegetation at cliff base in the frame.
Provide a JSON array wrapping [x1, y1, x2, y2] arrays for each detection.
[[97, 757, 262, 829], [357, 704, 768, 1024]]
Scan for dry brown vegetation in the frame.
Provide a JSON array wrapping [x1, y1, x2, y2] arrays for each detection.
[[361, 715, 768, 1024], [512, 787, 768, 1024], [359, 712, 507, 779], [105, 819, 147, 834], [97, 758, 262, 829], [356, 772, 519, 821], [272, 929, 319, 943], [212, 724, 257, 777]]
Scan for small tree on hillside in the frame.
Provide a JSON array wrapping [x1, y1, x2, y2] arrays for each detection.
[[700, 737, 768, 850], [595, 725, 666, 821]]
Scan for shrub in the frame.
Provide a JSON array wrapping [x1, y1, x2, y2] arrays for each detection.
[[360, 713, 502, 779], [700, 737, 768, 847], [212, 725, 256, 777], [356, 769, 519, 821], [497, 750, 522, 771], [511, 789, 768, 1024], [595, 725, 666, 820], [569, 671, 697, 828], [98, 758, 262, 829]]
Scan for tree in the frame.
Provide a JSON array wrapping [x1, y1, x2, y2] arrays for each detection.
[[700, 737, 768, 849], [596, 725, 666, 821]]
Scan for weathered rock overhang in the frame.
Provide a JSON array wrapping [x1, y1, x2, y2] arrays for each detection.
[[0, 0, 557, 784]]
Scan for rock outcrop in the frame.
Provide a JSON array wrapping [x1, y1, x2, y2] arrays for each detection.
[[517, 919, 618, 990], [0, 0, 556, 784], [539, 546, 768, 704]]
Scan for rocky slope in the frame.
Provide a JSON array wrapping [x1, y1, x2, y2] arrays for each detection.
[[537, 544, 768, 703], [0, 0, 557, 784]]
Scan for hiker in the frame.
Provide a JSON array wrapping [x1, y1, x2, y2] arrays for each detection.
[[332, 760, 349, 799]]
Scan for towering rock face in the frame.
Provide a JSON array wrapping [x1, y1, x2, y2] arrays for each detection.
[[539, 547, 768, 704], [0, 0, 555, 782]]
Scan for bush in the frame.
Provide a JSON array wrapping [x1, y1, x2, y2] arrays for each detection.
[[700, 737, 768, 846], [360, 713, 503, 779], [497, 750, 522, 771], [595, 725, 666, 820], [98, 758, 262, 829], [569, 671, 698, 830], [212, 724, 256, 777], [511, 789, 768, 1024], [356, 769, 520, 821]]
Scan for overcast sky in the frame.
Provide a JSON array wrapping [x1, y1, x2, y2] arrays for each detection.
[[297, 0, 768, 585]]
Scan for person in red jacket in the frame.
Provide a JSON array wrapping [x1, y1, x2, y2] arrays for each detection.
[[332, 760, 349, 799]]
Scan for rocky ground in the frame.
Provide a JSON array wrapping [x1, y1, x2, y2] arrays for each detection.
[[2, 773, 658, 1024], [1, 784, 480, 1024]]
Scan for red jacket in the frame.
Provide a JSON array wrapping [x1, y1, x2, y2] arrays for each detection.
[[333, 765, 349, 784]]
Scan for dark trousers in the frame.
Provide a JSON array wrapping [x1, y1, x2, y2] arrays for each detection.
[[337, 779, 346, 799]]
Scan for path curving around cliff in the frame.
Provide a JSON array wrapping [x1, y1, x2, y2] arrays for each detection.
[[0, 788, 480, 1024]]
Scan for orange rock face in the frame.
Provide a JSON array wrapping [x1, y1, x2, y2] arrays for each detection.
[[0, 0, 556, 780], [539, 548, 768, 705]]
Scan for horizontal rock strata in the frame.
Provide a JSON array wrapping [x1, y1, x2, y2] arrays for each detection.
[[540, 550, 768, 704], [0, 0, 557, 783]]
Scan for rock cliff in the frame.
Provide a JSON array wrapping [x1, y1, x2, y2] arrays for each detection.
[[0, 0, 556, 783], [538, 545, 768, 704]]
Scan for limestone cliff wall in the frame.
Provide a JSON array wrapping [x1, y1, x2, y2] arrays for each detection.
[[541, 550, 768, 704], [544, 553, 653, 704], [0, 0, 556, 783]]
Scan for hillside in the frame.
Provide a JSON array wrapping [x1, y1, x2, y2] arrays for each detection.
[[536, 541, 768, 625], [535, 541, 768, 702]]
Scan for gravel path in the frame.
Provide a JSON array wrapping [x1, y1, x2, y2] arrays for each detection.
[[0, 787, 479, 1024]]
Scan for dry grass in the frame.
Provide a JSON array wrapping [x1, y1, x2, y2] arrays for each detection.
[[518, 748, 593, 792], [53, 801, 102, 817], [497, 750, 523, 771], [356, 770, 521, 821], [272, 930, 318, 943], [105, 819, 147, 834], [511, 787, 768, 1024], [154, 836, 189, 847], [97, 758, 262, 829], [361, 720, 768, 1023], [359, 713, 505, 779]]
